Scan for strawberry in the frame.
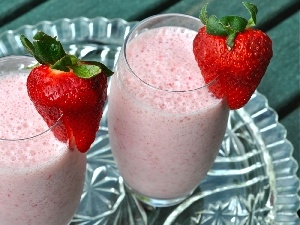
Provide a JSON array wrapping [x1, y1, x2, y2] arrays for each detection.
[[20, 31, 113, 152], [193, 2, 273, 109]]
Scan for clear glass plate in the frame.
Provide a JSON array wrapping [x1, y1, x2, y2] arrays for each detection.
[[0, 17, 299, 225]]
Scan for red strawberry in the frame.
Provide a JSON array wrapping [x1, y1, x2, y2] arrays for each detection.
[[193, 2, 273, 109], [20, 31, 113, 152]]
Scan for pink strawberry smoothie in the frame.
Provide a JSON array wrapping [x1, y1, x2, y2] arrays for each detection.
[[0, 57, 86, 225], [108, 26, 229, 201]]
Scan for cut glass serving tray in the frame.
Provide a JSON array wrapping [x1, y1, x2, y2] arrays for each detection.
[[0, 17, 299, 225]]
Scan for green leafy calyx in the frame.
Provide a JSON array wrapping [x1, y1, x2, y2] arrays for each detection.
[[200, 2, 258, 49], [20, 31, 113, 78]]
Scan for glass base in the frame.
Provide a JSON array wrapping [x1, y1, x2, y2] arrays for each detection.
[[125, 184, 194, 207]]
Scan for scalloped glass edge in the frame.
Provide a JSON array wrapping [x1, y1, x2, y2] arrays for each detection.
[[0, 16, 299, 223], [0, 16, 138, 57], [241, 92, 300, 223]]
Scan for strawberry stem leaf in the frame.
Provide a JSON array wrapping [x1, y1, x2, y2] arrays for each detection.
[[226, 32, 238, 49], [70, 64, 101, 79], [51, 55, 73, 72], [206, 16, 228, 36], [200, 2, 258, 49], [219, 16, 248, 49], [220, 16, 248, 33], [83, 61, 114, 77], [20, 31, 113, 78], [199, 3, 208, 25], [243, 2, 258, 27], [32, 31, 67, 65], [20, 35, 35, 56]]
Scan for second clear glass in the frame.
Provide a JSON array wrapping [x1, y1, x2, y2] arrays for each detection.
[[108, 14, 229, 207]]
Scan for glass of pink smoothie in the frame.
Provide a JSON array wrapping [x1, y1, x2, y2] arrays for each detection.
[[108, 14, 229, 207], [0, 56, 86, 225]]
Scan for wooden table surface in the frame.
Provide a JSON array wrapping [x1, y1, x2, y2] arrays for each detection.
[[0, 0, 299, 219]]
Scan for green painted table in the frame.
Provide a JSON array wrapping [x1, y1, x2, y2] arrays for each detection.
[[0, 0, 299, 222]]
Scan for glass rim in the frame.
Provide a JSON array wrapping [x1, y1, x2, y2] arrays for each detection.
[[0, 55, 36, 63], [122, 13, 218, 93]]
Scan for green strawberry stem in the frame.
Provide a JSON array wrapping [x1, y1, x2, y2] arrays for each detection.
[[20, 31, 113, 78], [200, 2, 258, 49]]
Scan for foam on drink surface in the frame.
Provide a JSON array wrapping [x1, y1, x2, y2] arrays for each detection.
[[0, 72, 67, 168], [123, 26, 220, 113]]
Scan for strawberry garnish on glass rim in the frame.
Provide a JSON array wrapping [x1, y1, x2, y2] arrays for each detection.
[[20, 31, 113, 153], [193, 2, 273, 110]]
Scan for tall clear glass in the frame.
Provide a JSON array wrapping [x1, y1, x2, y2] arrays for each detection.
[[0, 56, 86, 225], [108, 14, 229, 207]]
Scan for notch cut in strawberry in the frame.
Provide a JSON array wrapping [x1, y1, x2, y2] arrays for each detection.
[[193, 2, 273, 109], [20, 31, 113, 153]]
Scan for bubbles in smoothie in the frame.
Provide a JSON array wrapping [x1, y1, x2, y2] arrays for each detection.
[[124, 26, 221, 113], [0, 71, 68, 168]]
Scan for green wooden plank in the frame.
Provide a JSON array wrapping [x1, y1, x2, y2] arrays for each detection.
[[0, 0, 48, 27], [1, 0, 298, 34], [162, 0, 298, 29], [0, 0, 177, 34], [0, 0, 30, 17], [257, 12, 299, 111], [1, 0, 298, 33]]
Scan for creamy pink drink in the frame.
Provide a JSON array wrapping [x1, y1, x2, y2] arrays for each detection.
[[108, 14, 229, 207], [0, 56, 86, 225]]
